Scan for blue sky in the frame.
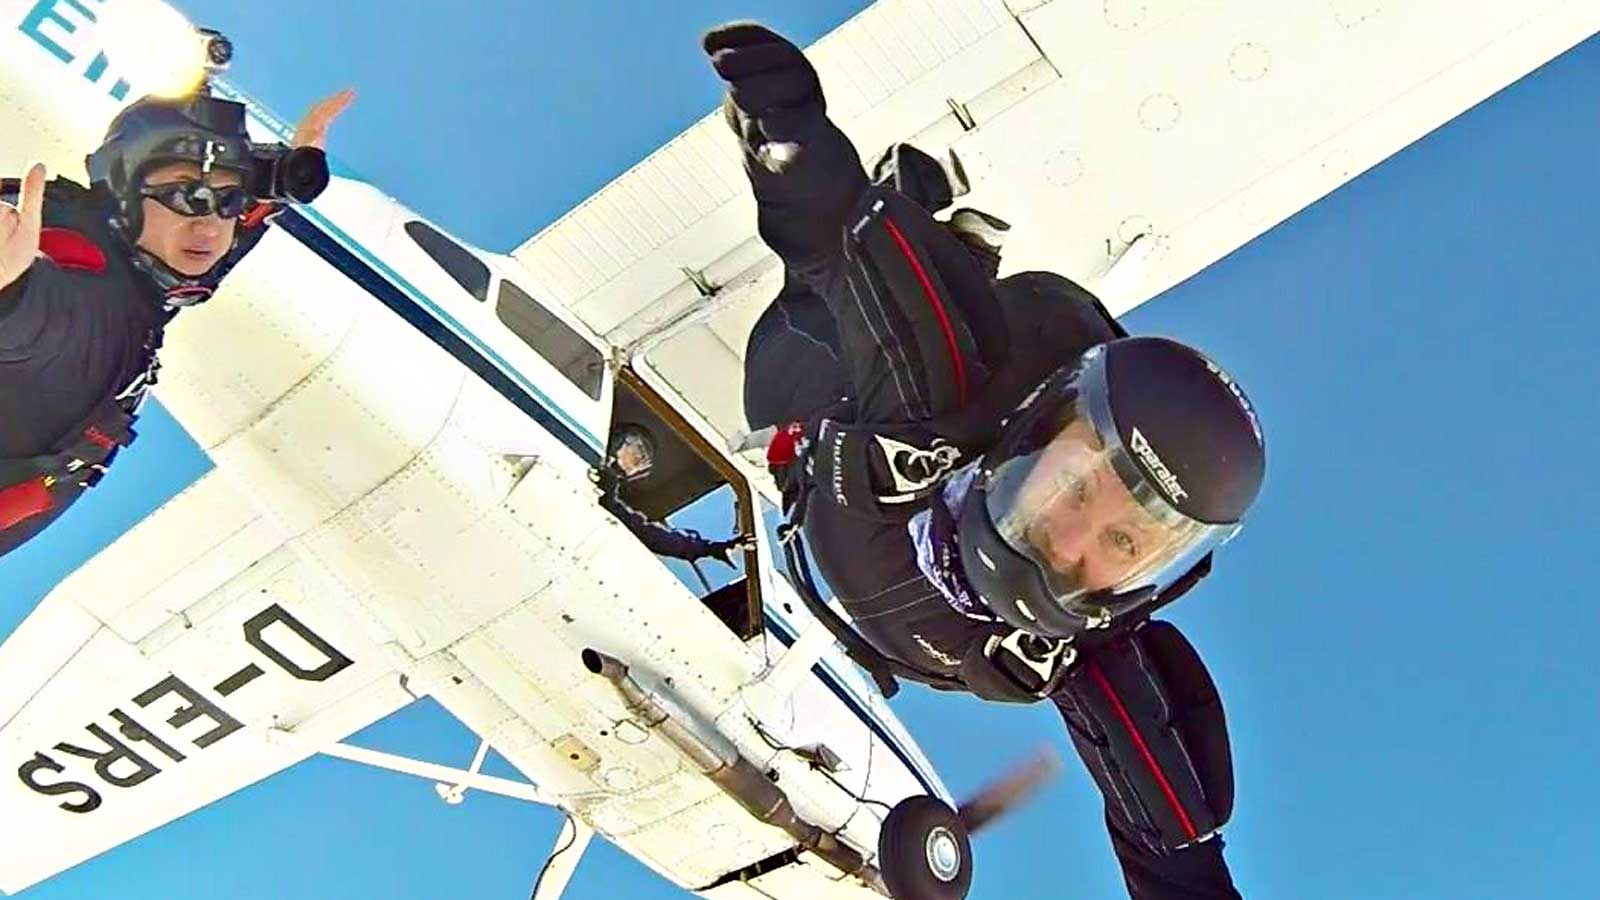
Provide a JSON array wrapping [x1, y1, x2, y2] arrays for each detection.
[[4, 3, 1598, 898]]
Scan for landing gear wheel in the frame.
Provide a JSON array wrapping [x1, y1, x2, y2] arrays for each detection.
[[878, 795, 973, 900]]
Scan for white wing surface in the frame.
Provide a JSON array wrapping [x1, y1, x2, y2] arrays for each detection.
[[513, 0, 1599, 447], [0, 472, 416, 894]]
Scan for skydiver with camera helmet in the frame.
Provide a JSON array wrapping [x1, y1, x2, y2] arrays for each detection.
[[0, 27, 352, 560]]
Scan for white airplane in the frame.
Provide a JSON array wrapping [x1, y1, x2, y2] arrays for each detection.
[[0, 1, 1593, 898]]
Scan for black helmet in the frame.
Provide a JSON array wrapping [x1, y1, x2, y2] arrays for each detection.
[[87, 91, 255, 236], [86, 91, 256, 305], [957, 337, 1266, 638]]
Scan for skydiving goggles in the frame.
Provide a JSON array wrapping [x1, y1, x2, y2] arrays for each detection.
[[139, 180, 251, 219]]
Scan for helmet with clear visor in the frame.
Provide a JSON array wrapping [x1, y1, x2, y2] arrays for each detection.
[[608, 425, 658, 482], [956, 337, 1265, 639]]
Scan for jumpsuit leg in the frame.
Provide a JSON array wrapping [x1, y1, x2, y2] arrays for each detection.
[[1106, 818, 1242, 900], [1051, 691, 1244, 899]]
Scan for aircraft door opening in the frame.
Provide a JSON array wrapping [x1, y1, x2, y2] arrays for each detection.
[[604, 367, 763, 640]]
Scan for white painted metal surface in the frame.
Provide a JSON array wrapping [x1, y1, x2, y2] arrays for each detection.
[[514, 0, 1600, 471]]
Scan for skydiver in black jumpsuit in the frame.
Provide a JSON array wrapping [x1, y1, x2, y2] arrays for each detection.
[[0, 85, 345, 563], [708, 23, 1267, 899], [594, 425, 751, 566]]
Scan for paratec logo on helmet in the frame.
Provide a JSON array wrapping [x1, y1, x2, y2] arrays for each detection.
[[1129, 427, 1188, 504]]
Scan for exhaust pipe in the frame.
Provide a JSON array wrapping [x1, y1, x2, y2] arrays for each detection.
[[583, 649, 886, 893]]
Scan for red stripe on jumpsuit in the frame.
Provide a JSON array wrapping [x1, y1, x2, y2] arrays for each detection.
[[1087, 661, 1201, 841], [880, 216, 969, 405]]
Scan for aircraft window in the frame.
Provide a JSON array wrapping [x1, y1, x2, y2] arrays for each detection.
[[496, 280, 604, 400], [404, 220, 490, 302]]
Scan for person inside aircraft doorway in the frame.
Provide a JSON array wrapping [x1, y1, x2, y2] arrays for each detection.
[[0, 66, 353, 563], [710, 23, 1265, 900], [594, 425, 755, 568]]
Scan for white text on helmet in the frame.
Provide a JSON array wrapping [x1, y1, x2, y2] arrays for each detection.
[[1203, 358, 1263, 441], [1129, 427, 1189, 504]]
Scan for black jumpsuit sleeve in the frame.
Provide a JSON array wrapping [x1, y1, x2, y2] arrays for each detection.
[[729, 74, 1006, 426], [597, 481, 728, 563]]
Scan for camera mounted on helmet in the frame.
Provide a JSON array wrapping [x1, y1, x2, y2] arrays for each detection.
[[957, 337, 1266, 640], [83, 28, 330, 306], [86, 93, 330, 232]]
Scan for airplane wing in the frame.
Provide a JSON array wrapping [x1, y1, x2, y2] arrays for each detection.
[[511, 0, 1600, 451], [0, 470, 417, 895]]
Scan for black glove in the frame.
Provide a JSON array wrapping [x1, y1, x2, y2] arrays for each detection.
[[703, 22, 823, 170], [589, 464, 621, 495]]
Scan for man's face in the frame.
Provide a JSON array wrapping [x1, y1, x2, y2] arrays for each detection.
[[1008, 419, 1168, 594], [135, 161, 242, 276], [612, 435, 654, 480]]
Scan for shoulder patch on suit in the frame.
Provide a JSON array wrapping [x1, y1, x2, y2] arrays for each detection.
[[39, 228, 109, 274]]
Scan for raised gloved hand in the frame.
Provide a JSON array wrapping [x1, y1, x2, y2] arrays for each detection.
[[0, 163, 45, 293], [703, 22, 823, 172]]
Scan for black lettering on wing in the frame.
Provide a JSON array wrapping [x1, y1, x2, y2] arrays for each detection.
[[17, 753, 103, 814]]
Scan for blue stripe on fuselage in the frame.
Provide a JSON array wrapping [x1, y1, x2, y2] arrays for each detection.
[[764, 613, 942, 799], [223, 77, 602, 458]]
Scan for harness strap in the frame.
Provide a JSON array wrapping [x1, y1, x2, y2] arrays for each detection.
[[0, 395, 139, 531], [779, 527, 973, 698]]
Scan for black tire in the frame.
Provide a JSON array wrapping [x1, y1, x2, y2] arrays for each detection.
[[878, 795, 973, 900]]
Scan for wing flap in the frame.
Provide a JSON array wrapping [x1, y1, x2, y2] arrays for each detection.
[[48, 471, 291, 646], [968, 0, 1600, 309]]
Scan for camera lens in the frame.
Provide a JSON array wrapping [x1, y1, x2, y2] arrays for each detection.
[[205, 34, 234, 67], [276, 147, 330, 203]]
